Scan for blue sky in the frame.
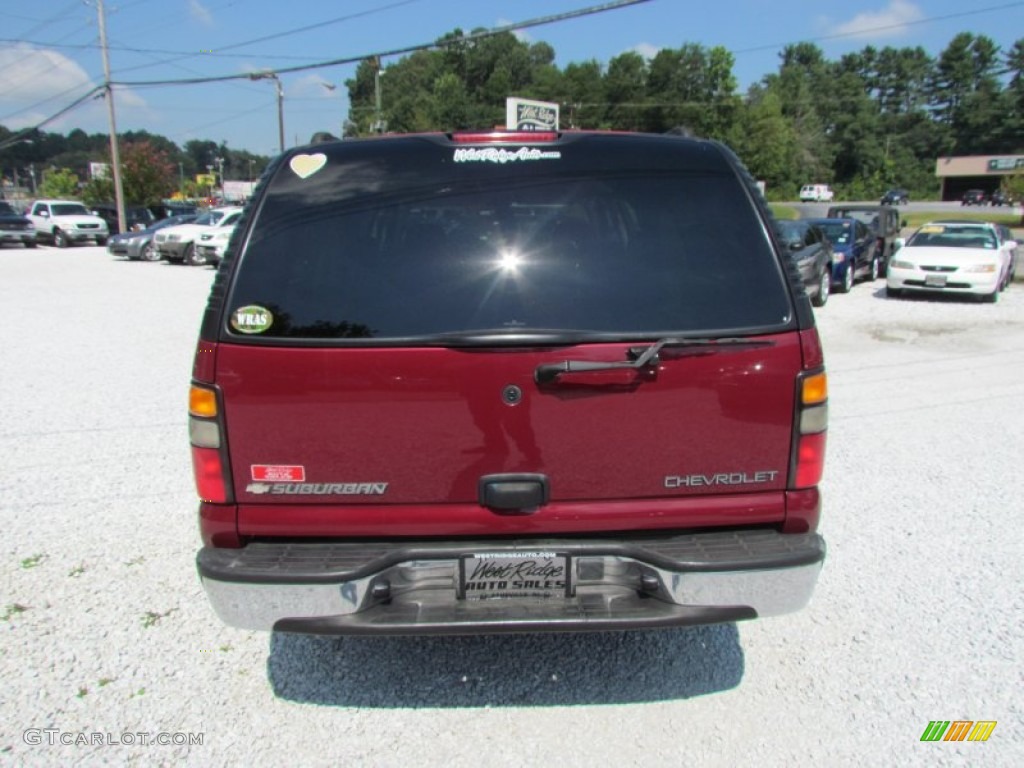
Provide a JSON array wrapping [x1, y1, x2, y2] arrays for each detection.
[[1, 0, 1022, 156]]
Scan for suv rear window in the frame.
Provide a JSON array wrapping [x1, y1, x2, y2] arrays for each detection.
[[226, 135, 792, 341]]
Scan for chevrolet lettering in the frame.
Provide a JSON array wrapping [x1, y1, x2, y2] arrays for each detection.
[[664, 471, 781, 488]]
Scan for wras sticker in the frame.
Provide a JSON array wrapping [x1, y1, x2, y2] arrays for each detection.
[[289, 153, 327, 179], [231, 305, 273, 334], [251, 465, 305, 482], [453, 147, 561, 164], [919, 225, 945, 233]]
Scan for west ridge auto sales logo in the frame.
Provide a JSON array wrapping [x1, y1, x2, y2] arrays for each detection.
[[453, 147, 561, 164]]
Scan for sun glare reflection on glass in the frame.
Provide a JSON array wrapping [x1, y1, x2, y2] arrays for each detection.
[[497, 249, 523, 272]]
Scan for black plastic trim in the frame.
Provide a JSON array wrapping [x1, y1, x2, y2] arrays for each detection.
[[273, 602, 756, 637], [198, 531, 825, 585]]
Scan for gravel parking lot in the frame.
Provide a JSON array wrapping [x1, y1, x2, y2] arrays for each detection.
[[1, 245, 1021, 766]]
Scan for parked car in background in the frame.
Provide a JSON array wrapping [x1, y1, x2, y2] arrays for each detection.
[[799, 183, 834, 202], [0, 200, 36, 248], [826, 204, 905, 276], [150, 202, 199, 219], [887, 220, 1014, 302], [880, 188, 909, 205], [995, 224, 1019, 282], [988, 189, 1014, 206], [156, 206, 242, 265], [107, 213, 198, 261], [807, 217, 880, 292], [89, 203, 157, 235], [774, 219, 833, 307], [961, 189, 987, 206], [27, 200, 108, 247], [193, 224, 236, 267]]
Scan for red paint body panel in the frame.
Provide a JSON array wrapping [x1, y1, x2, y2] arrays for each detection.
[[237, 494, 785, 538], [214, 334, 803, 536], [783, 488, 821, 533], [199, 502, 240, 548]]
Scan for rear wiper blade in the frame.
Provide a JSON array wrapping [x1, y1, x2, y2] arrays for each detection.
[[534, 337, 775, 384], [422, 329, 614, 347]]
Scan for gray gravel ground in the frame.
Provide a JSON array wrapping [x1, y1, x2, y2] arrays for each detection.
[[1, 245, 1021, 766]]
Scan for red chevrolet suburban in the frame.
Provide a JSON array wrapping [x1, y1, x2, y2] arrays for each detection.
[[191, 130, 827, 635]]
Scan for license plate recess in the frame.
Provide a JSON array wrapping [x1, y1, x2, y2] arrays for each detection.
[[458, 552, 572, 599]]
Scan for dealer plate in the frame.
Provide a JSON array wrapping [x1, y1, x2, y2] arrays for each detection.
[[458, 552, 572, 599], [925, 274, 947, 287]]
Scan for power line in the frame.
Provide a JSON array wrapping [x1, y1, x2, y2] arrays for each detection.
[[110, 0, 654, 87], [731, 1, 1024, 55], [104, 0, 429, 77], [0, 86, 105, 150], [0, 37, 322, 62]]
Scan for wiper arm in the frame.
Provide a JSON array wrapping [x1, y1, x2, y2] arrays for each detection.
[[534, 337, 774, 384]]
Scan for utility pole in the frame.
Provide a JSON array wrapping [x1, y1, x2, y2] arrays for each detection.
[[97, 0, 126, 235], [249, 72, 285, 154]]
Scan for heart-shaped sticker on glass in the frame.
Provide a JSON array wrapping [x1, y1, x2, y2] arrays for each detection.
[[289, 153, 327, 179]]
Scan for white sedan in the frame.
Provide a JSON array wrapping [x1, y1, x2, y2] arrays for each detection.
[[155, 206, 242, 265], [886, 221, 1015, 303], [194, 225, 236, 267]]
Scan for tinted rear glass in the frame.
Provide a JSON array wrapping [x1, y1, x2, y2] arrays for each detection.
[[226, 135, 791, 340], [52, 204, 90, 216]]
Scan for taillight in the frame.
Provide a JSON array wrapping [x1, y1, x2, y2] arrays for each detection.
[[452, 131, 558, 143], [189, 383, 231, 503], [791, 371, 828, 489]]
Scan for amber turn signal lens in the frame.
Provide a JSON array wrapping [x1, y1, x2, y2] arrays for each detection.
[[801, 373, 828, 405], [189, 385, 218, 417]]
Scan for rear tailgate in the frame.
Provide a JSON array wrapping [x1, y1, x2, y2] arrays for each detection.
[[219, 335, 798, 536]]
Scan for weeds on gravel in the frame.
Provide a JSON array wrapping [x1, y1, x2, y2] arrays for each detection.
[[77, 687, 88, 699], [124, 556, 146, 567], [68, 564, 86, 577], [98, 677, 115, 687], [20, 554, 45, 569], [1, 604, 29, 621], [141, 609, 175, 628], [130, 688, 146, 698]]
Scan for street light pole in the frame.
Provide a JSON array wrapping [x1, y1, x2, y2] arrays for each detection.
[[249, 72, 285, 154], [372, 58, 386, 134], [215, 156, 225, 203], [97, 0, 126, 235]]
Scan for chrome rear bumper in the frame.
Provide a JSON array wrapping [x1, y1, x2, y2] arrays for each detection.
[[198, 531, 825, 635]]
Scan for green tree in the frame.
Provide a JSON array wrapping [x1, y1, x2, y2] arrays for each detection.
[[39, 168, 79, 198], [729, 87, 800, 197], [604, 51, 648, 130], [562, 60, 605, 128], [645, 44, 738, 138], [79, 141, 175, 205]]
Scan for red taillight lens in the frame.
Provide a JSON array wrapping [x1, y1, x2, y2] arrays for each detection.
[[791, 370, 828, 489], [452, 131, 558, 143], [794, 432, 827, 488], [189, 383, 231, 503], [191, 446, 228, 503]]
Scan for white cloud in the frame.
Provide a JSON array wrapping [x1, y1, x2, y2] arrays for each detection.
[[631, 43, 662, 60], [497, 18, 531, 43], [0, 44, 151, 132], [0, 44, 99, 129], [188, 0, 214, 26], [0, 44, 93, 102], [832, 0, 924, 40]]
